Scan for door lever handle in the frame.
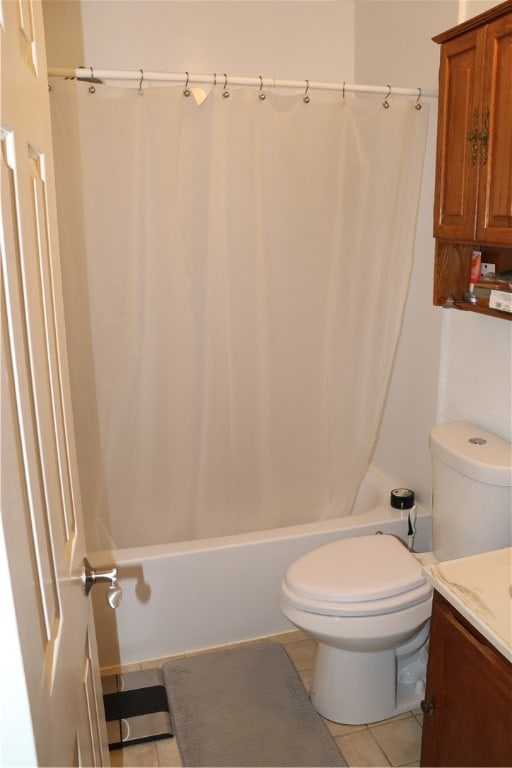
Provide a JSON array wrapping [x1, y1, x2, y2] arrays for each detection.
[[82, 557, 123, 608]]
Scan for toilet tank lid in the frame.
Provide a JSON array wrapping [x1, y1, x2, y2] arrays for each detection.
[[430, 421, 512, 486]]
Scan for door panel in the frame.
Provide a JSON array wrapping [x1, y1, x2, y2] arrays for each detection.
[[0, 0, 109, 763], [1, 131, 59, 673]]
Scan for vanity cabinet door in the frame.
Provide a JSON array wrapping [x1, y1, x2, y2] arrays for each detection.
[[420, 591, 512, 767]]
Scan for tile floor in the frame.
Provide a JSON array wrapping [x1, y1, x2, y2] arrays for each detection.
[[106, 631, 423, 768]]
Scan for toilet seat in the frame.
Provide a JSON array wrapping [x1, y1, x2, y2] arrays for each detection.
[[281, 534, 432, 617]]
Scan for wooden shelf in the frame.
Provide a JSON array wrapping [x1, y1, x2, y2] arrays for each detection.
[[434, 241, 512, 320]]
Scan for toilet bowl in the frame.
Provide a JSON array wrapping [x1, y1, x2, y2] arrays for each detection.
[[280, 534, 432, 724], [280, 421, 512, 725]]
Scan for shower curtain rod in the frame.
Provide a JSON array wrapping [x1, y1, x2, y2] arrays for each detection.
[[47, 67, 438, 99]]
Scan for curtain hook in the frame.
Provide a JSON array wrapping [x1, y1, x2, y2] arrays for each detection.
[[88, 67, 96, 94], [342, 82, 346, 101], [415, 87, 422, 110], [138, 69, 144, 95], [303, 79, 310, 104], [222, 73, 230, 98], [183, 72, 191, 97], [382, 84, 391, 109], [213, 73, 217, 87], [258, 75, 266, 101]]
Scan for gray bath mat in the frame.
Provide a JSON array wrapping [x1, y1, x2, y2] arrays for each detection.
[[162, 642, 347, 767]]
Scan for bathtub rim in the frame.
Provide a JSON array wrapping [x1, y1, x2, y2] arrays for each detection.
[[89, 502, 431, 564]]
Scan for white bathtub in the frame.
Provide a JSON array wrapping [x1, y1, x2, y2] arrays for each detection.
[[89, 467, 432, 669]]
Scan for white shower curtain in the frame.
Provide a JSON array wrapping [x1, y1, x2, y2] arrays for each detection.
[[50, 80, 428, 549]]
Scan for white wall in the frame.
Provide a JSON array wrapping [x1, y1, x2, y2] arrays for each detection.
[[438, 313, 512, 442], [459, 0, 501, 21], [355, 0, 457, 87], [43, 0, 355, 80], [42, 0, 511, 519]]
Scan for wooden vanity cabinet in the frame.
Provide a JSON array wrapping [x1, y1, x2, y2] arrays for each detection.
[[432, 1, 512, 318], [420, 590, 512, 767]]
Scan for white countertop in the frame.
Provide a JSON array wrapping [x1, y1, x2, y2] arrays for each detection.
[[422, 547, 512, 664]]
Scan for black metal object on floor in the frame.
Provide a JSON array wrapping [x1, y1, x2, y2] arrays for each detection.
[[102, 668, 173, 750]]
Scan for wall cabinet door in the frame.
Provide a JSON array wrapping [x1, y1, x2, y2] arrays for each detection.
[[476, 15, 512, 244], [420, 591, 512, 767], [433, 28, 482, 241], [434, 10, 512, 246]]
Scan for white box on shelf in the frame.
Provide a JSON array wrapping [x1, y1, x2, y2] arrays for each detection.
[[489, 290, 512, 314]]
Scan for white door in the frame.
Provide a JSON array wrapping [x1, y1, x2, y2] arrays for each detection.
[[0, 1, 109, 765]]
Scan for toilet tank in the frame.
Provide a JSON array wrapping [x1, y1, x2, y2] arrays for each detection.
[[429, 421, 512, 561]]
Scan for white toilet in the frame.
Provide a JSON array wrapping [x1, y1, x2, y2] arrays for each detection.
[[280, 421, 512, 725]]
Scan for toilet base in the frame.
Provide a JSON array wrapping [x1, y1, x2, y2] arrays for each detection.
[[311, 639, 427, 725]]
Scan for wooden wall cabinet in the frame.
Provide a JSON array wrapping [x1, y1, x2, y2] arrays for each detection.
[[432, 1, 512, 319], [420, 591, 512, 767]]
